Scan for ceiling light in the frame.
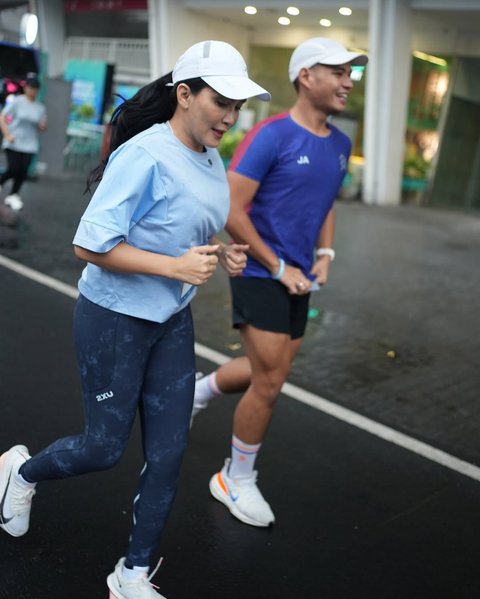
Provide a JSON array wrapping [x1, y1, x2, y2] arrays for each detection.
[[244, 5, 257, 15], [286, 6, 300, 16], [339, 7, 352, 16], [413, 50, 447, 66], [278, 16, 291, 25], [319, 18, 332, 27], [20, 12, 38, 46]]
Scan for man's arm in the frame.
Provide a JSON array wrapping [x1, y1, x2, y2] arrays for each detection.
[[225, 171, 282, 276], [226, 170, 311, 294], [311, 208, 336, 285], [225, 171, 280, 274], [316, 208, 335, 251]]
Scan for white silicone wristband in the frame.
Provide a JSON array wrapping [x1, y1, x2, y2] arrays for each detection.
[[272, 258, 285, 280], [316, 248, 335, 261]]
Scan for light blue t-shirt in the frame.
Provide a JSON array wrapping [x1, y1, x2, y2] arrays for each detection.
[[1, 95, 47, 154], [73, 122, 229, 323]]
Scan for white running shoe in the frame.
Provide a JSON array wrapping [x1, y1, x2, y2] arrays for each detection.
[[190, 371, 208, 427], [209, 458, 275, 527], [0, 445, 36, 537], [190, 401, 208, 420], [4, 194, 23, 211], [107, 557, 167, 599]]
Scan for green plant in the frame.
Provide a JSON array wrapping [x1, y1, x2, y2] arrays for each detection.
[[403, 154, 431, 179], [218, 130, 245, 161], [70, 103, 96, 122]]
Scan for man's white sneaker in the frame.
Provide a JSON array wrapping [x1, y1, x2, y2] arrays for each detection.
[[209, 458, 275, 527], [0, 445, 36, 537], [4, 194, 23, 211], [107, 557, 167, 599]]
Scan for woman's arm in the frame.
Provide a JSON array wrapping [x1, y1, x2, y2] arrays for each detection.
[[0, 113, 14, 143], [74, 241, 220, 286]]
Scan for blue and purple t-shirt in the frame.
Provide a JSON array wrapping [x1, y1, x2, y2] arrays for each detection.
[[229, 112, 351, 279]]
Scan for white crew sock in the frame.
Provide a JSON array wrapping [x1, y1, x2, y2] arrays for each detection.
[[122, 565, 149, 580], [193, 371, 221, 406], [15, 469, 36, 488], [228, 435, 262, 479]]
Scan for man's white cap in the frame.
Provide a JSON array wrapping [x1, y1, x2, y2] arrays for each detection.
[[172, 40, 271, 101], [289, 37, 368, 82]]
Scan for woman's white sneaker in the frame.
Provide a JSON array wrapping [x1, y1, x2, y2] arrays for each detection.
[[0, 445, 36, 537], [107, 557, 167, 599], [190, 371, 209, 427], [4, 194, 24, 211], [209, 458, 275, 527]]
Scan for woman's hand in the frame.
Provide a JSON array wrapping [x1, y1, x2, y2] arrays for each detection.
[[173, 245, 220, 285], [218, 243, 249, 277]]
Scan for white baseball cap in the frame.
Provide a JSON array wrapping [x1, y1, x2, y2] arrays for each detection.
[[172, 40, 271, 101], [289, 37, 368, 82]]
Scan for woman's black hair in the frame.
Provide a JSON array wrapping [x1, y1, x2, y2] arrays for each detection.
[[85, 73, 209, 193]]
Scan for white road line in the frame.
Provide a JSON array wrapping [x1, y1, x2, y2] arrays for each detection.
[[195, 342, 480, 482], [0, 254, 79, 299], [2, 253, 480, 483]]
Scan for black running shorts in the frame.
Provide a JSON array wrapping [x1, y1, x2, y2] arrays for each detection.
[[229, 277, 310, 340]]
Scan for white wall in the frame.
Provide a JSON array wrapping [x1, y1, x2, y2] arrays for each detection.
[[411, 13, 480, 56], [248, 17, 480, 58], [37, 0, 66, 78], [454, 58, 480, 102], [148, 0, 253, 79], [249, 26, 369, 52], [170, 7, 251, 62]]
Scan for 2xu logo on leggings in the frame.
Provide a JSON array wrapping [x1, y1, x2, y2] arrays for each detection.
[[96, 391, 114, 402]]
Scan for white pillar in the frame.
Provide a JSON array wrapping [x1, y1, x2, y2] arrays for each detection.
[[363, 0, 412, 205], [36, 0, 65, 78], [148, 0, 171, 80]]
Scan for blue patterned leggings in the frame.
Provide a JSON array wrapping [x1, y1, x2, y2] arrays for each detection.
[[21, 294, 195, 568]]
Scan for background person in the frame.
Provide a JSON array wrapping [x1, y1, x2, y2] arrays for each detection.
[[193, 37, 368, 528], [0, 72, 47, 211], [0, 40, 269, 599]]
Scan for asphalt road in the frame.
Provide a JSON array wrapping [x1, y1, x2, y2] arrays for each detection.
[[1, 175, 480, 598]]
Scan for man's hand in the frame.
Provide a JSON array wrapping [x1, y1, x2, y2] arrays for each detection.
[[279, 264, 312, 295], [218, 243, 249, 277], [310, 255, 332, 286]]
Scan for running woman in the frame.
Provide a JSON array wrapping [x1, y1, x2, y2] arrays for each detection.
[[0, 40, 269, 599], [0, 72, 47, 211], [193, 38, 368, 528]]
